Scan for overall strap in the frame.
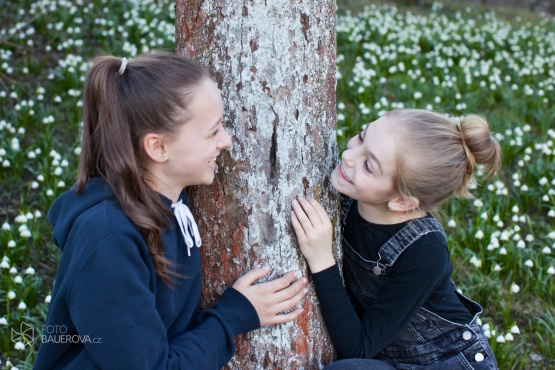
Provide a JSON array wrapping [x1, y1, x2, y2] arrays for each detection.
[[378, 217, 445, 267]]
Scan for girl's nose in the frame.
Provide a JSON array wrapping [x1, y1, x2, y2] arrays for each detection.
[[341, 148, 355, 168], [219, 129, 232, 149]]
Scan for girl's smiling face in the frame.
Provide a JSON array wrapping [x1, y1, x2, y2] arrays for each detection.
[[331, 116, 400, 215], [147, 78, 232, 201], [164, 78, 232, 188]]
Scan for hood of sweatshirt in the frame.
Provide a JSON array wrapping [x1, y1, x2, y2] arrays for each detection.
[[47, 178, 115, 251]]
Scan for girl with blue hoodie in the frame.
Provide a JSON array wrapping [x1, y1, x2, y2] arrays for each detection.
[[34, 53, 308, 370]]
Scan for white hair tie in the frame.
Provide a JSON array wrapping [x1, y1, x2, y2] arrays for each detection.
[[118, 57, 128, 76]]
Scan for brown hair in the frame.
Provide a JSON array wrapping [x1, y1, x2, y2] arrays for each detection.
[[389, 109, 502, 213], [77, 52, 211, 283]]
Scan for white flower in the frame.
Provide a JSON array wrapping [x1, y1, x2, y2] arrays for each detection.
[[9, 267, 17, 275], [18, 302, 27, 310], [517, 240, 525, 249], [0, 317, 7, 325], [474, 230, 484, 239], [493, 264, 502, 271], [548, 210, 555, 218], [45, 295, 52, 303], [499, 247, 507, 255], [496, 335, 505, 343], [504, 333, 514, 341], [470, 256, 482, 268], [7, 240, 16, 248], [14, 341, 25, 350], [524, 259, 534, 268], [2, 222, 10, 230], [525, 234, 534, 242], [543, 247, 552, 254], [20, 228, 31, 238], [447, 219, 456, 227], [14, 276, 23, 284], [15, 215, 27, 223], [512, 205, 519, 213], [510, 325, 520, 334], [547, 266, 555, 275], [511, 283, 520, 294], [25, 266, 35, 275], [8, 291, 16, 299], [473, 199, 483, 208]]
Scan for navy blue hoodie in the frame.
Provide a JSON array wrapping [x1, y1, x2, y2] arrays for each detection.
[[33, 178, 259, 369]]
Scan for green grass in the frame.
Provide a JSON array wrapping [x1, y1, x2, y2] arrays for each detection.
[[1, 0, 554, 369]]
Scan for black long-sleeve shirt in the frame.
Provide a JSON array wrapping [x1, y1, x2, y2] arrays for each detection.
[[312, 202, 472, 359]]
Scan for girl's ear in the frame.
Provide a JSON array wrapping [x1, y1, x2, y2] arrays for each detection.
[[388, 197, 420, 212], [143, 133, 168, 163]]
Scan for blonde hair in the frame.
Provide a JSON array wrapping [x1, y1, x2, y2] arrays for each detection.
[[388, 109, 501, 213]]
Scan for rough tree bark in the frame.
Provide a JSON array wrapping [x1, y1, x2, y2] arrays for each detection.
[[175, 1, 338, 368]]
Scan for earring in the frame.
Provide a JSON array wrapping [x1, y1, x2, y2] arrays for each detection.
[[387, 207, 392, 213]]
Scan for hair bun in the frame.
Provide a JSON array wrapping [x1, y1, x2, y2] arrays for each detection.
[[460, 115, 502, 180]]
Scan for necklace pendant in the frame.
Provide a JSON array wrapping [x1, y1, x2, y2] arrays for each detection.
[[373, 265, 382, 276]]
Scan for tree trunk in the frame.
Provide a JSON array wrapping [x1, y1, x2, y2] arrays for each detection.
[[175, 1, 338, 369]]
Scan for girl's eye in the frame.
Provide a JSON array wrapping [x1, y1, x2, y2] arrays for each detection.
[[364, 161, 372, 174], [358, 132, 364, 142], [212, 129, 219, 137]]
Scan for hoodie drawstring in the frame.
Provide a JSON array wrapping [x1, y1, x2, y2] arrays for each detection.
[[171, 200, 201, 256]]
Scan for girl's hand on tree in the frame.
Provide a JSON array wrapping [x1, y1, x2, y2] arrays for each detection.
[[291, 197, 336, 273], [233, 267, 309, 327]]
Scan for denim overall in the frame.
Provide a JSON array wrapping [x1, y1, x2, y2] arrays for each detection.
[[342, 202, 498, 369]]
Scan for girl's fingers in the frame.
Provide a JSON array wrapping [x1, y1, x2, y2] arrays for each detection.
[[296, 197, 319, 223], [306, 198, 330, 224], [291, 211, 307, 239], [291, 199, 312, 229], [272, 274, 308, 303], [265, 307, 304, 326], [259, 270, 302, 295], [234, 266, 271, 289]]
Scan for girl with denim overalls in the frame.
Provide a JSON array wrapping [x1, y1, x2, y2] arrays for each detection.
[[291, 109, 500, 369]]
